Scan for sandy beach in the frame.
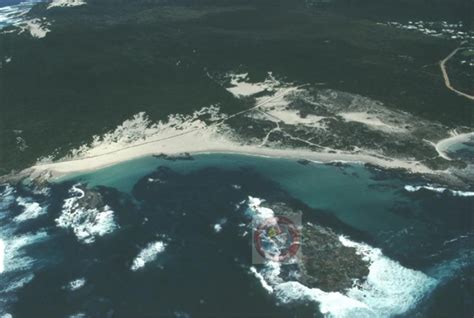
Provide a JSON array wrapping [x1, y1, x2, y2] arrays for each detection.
[[14, 73, 471, 184], [436, 132, 474, 158], [28, 126, 433, 181]]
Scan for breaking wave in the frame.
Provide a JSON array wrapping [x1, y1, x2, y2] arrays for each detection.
[[0, 0, 41, 29], [130, 240, 167, 271], [246, 196, 439, 318], [65, 278, 86, 291], [0, 229, 49, 314], [56, 184, 117, 244], [14, 197, 47, 222], [404, 185, 474, 197]]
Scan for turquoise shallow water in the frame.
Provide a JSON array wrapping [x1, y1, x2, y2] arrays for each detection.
[[2, 153, 472, 317], [64, 154, 413, 234], [445, 135, 474, 163]]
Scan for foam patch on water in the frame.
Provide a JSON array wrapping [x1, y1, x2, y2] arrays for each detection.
[[14, 197, 47, 222], [213, 223, 222, 233], [1, 231, 49, 274], [213, 218, 227, 233], [246, 196, 275, 222], [131, 241, 167, 271], [0, 231, 49, 314], [404, 185, 474, 197], [275, 281, 372, 317], [48, 0, 86, 9], [56, 185, 117, 244], [0, 0, 41, 30], [339, 236, 437, 317], [0, 184, 52, 314], [0, 185, 16, 211], [249, 228, 437, 317], [66, 278, 86, 291], [0, 239, 4, 274]]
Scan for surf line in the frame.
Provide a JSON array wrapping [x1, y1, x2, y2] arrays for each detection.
[[439, 47, 474, 101]]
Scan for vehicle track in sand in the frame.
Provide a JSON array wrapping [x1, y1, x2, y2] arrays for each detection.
[[439, 47, 474, 101]]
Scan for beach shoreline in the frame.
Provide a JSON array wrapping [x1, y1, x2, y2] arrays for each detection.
[[24, 133, 433, 181]]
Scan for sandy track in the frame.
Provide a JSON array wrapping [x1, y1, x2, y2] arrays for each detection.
[[439, 47, 474, 101]]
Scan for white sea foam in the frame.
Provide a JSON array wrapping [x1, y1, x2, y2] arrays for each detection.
[[14, 197, 47, 222], [0, 231, 48, 312], [2, 231, 48, 274], [213, 223, 222, 233], [131, 241, 167, 271], [71, 184, 85, 199], [0, 185, 16, 210], [17, 18, 50, 38], [250, 266, 274, 293], [0, 239, 5, 274], [274, 281, 372, 317], [339, 236, 437, 317], [249, 226, 437, 317], [1, 273, 35, 294], [66, 278, 86, 291], [404, 185, 474, 197], [246, 196, 275, 222], [0, 185, 51, 313], [213, 218, 227, 233], [48, 0, 86, 9], [0, 1, 41, 30], [56, 185, 117, 244]]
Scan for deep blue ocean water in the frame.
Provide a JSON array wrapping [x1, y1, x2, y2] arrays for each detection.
[[0, 154, 472, 317]]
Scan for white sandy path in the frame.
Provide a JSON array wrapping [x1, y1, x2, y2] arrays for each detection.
[[423, 131, 474, 161], [440, 47, 474, 101]]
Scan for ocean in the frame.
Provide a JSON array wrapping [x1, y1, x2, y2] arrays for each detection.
[[0, 154, 472, 317], [0, 0, 40, 29]]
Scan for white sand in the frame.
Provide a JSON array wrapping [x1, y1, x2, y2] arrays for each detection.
[[264, 109, 327, 129], [225, 72, 282, 98], [25, 85, 440, 181], [29, 125, 432, 180], [340, 112, 407, 133], [435, 132, 474, 160]]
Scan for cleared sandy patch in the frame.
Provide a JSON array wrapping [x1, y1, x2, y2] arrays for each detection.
[[264, 109, 327, 129], [340, 112, 407, 133]]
